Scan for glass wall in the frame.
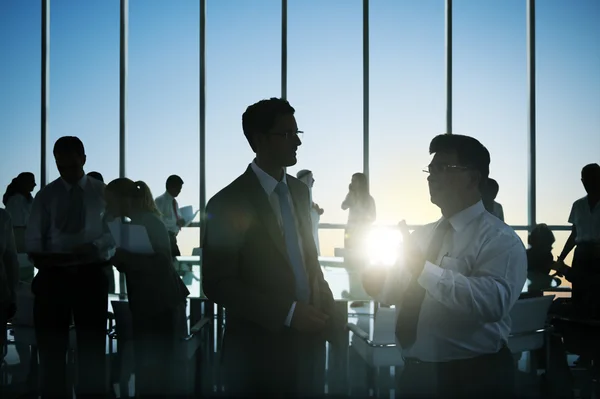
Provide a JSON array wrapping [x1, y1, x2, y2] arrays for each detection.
[[47, 0, 120, 183], [287, 0, 363, 256], [453, 0, 528, 226], [369, 0, 445, 227], [128, 0, 201, 255], [536, 0, 600, 227], [0, 0, 41, 198], [205, 0, 281, 200], [2, 0, 597, 267]]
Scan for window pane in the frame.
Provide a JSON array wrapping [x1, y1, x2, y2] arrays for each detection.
[[0, 1, 41, 198], [128, 0, 200, 255], [370, 0, 445, 226], [536, 1, 600, 225], [287, 0, 363, 256], [453, 0, 527, 225], [48, 0, 119, 183], [205, 0, 281, 204]]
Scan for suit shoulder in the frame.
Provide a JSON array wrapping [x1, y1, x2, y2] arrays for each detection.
[[206, 174, 247, 211]]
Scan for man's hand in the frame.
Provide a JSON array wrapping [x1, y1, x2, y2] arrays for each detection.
[[291, 302, 329, 333], [361, 267, 388, 297], [176, 218, 186, 227], [313, 203, 324, 215]]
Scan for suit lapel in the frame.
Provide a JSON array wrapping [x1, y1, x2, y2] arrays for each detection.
[[241, 167, 289, 262]]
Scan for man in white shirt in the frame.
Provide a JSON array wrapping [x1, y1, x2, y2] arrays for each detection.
[[363, 134, 527, 398], [155, 175, 185, 257], [202, 98, 344, 397], [556, 163, 600, 312], [25, 136, 114, 399]]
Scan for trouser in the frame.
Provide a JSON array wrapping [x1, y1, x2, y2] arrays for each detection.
[[131, 305, 181, 399], [398, 346, 515, 399], [571, 243, 600, 314], [32, 264, 109, 399]]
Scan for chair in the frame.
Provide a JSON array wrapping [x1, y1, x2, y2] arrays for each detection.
[[508, 295, 555, 374], [109, 300, 210, 398], [348, 306, 403, 397]]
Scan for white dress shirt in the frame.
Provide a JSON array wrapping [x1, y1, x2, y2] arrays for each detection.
[[24, 175, 115, 263], [250, 161, 307, 327], [155, 192, 180, 235], [4, 194, 32, 227], [378, 201, 527, 362], [568, 196, 600, 243]]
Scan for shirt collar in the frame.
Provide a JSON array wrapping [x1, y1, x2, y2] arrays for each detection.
[[250, 160, 287, 196], [163, 191, 175, 201], [61, 174, 87, 191], [443, 200, 486, 233]]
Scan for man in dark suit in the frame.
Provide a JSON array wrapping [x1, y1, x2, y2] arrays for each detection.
[[202, 98, 344, 397]]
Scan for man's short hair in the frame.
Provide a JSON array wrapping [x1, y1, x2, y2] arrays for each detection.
[[296, 169, 312, 180], [166, 175, 184, 188], [53, 136, 85, 157], [582, 163, 600, 181], [242, 98, 295, 152], [429, 134, 490, 185]]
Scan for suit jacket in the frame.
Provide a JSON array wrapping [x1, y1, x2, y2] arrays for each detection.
[[203, 165, 343, 334]]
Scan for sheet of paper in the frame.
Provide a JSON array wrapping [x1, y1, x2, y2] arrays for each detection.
[[108, 220, 154, 254], [179, 205, 199, 227]]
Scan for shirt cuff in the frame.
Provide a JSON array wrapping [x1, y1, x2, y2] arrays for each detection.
[[284, 301, 297, 327], [417, 261, 445, 292]]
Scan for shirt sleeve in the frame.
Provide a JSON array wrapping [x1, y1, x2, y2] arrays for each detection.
[[417, 239, 527, 323], [567, 201, 577, 225]]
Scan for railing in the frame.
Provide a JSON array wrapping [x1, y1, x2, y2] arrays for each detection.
[[188, 222, 572, 231]]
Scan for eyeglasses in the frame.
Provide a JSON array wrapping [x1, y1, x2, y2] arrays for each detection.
[[423, 163, 471, 174], [268, 130, 304, 140]]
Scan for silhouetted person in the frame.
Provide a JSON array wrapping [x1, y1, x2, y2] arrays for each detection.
[[0, 209, 19, 366], [106, 178, 189, 398], [341, 172, 376, 252], [362, 134, 526, 398], [526, 223, 556, 293], [87, 171, 104, 183], [25, 136, 113, 398], [155, 175, 185, 257], [482, 177, 505, 221], [3, 172, 36, 230], [202, 98, 344, 397], [296, 169, 323, 255], [556, 163, 600, 311]]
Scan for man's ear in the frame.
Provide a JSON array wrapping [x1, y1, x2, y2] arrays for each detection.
[[470, 171, 482, 190]]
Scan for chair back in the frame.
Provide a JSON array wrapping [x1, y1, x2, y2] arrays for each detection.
[[372, 306, 397, 344], [508, 295, 554, 353]]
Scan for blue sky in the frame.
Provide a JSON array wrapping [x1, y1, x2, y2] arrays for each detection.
[[1, 0, 599, 257]]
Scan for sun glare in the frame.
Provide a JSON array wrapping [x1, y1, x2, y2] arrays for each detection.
[[366, 226, 403, 268]]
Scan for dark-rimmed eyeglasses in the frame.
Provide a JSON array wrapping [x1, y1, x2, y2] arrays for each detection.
[[423, 163, 470, 174]]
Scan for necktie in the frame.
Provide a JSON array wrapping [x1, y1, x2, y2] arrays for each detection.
[[395, 219, 452, 347], [172, 199, 179, 220], [274, 182, 311, 302], [61, 184, 86, 234]]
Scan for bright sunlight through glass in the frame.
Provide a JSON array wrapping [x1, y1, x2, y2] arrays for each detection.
[[366, 226, 404, 268]]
